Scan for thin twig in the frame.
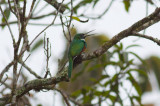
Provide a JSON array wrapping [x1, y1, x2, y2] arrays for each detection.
[[44, 0, 66, 13], [8, 0, 16, 15], [13, 0, 21, 33], [67, 0, 74, 42], [0, 6, 15, 45], [0, 61, 15, 82], [79, 0, 114, 19], [29, 0, 65, 46], [34, 3, 48, 16], [32, 0, 41, 14], [55, 88, 82, 106], [26, 0, 36, 25], [0, 75, 9, 87], [0, 73, 68, 105], [22, 0, 26, 27], [58, 59, 68, 73], [68, 0, 73, 27], [80, 7, 160, 61], [132, 32, 160, 46], [18, 60, 42, 79], [44, 37, 51, 78], [54, 88, 71, 106], [17, 54, 31, 82], [60, 15, 69, 41], [68, 97, 82, 106]]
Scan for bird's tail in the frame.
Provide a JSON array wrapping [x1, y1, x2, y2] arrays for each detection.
[[68, 56, 73, 78]]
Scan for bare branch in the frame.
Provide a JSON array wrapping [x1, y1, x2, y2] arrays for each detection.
[[29, 0, 65, 46], [0, 69, 68, 105], [60, 15, 69, 41], [44, 0, 67, 13], [67, 0, 74, 42], [44, 37, 51, 78], [18, 60, 42, 79], [80, 0, 115, 19], [132, 32, 160, 46], [17, 54, 31, 82], [8, 0, 16, 15], [55, 88, 71, 106], [26, 0, 36, 25], [0, 61, 15, 82], [81, 7, 160, 61], [13, 0, 21, 33]]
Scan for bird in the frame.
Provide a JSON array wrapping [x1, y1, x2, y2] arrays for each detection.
[[68, 30, 94, 78]]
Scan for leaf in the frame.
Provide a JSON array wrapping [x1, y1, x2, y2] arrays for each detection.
[[132, 96, 142, 106], [90, 75, 109, 84], [145, 0, 154, 5], [87, 64, 102, 72], [123, 52, 128, 63], [120, 42, 123, 50], [127, 73, 142, 96], [130, 97, 134, 106], [95, 91, 103, 96], [127, 69, 147, 77], [73, 0, 93, 13], [83, 95, 92, 104], [129, 52, 145, 65], [1, 8, 10, 29], [31, 39, 43, 52], [111, 74, 118, 82], [93, 0, 99, 8], [109, 95, 116, 102], [71, 16, 80, 21], [70, 16, 89, 23], [125, 44, 141, 50], [123, 0, 131, 12], [71, 90, 81, 97], [95, 91, 110, 97], [114, 44, 122, 50]]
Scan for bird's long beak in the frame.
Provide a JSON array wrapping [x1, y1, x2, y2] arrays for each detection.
[[84, 30, 95, 38]]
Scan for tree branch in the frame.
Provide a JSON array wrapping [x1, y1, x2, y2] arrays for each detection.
[[44, 0, 67, 13], [0, 69, 68, 105], [18, 60, 42, 79], [132, 32, 160, 46], [81, 7, 160, 61], [0, 61, 15, 82], [54, 88, 71, 106]]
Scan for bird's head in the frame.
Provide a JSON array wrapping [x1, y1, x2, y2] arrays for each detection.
[[74, 30, 95, 40]]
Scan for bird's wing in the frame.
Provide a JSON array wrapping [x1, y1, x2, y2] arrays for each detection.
[[69, 40, 86, 57]]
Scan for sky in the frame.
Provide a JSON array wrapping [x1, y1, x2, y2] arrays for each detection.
[[0, 0, 160, 106]]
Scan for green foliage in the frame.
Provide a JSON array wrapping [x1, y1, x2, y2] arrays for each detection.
[[70, 16, 89, 23], [73, 0, 93, 13], [127, 73, 142, 96], [63, 42, 146, 105], [1, 8, 10, 29], [123, 0, 131, 12], [138, 56, 160, 93], [145, 0, 154, 5], [31, 39, 43, 52], [93, 0, 99, 8]]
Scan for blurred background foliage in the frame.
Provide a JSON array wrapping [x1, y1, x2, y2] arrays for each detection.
[[138, 56, 160, 93], [57, 28, 147, 106], [0, 0, 160, 106]]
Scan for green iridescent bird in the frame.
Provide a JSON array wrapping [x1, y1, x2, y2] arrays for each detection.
[[68, 30, 94, 78]]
